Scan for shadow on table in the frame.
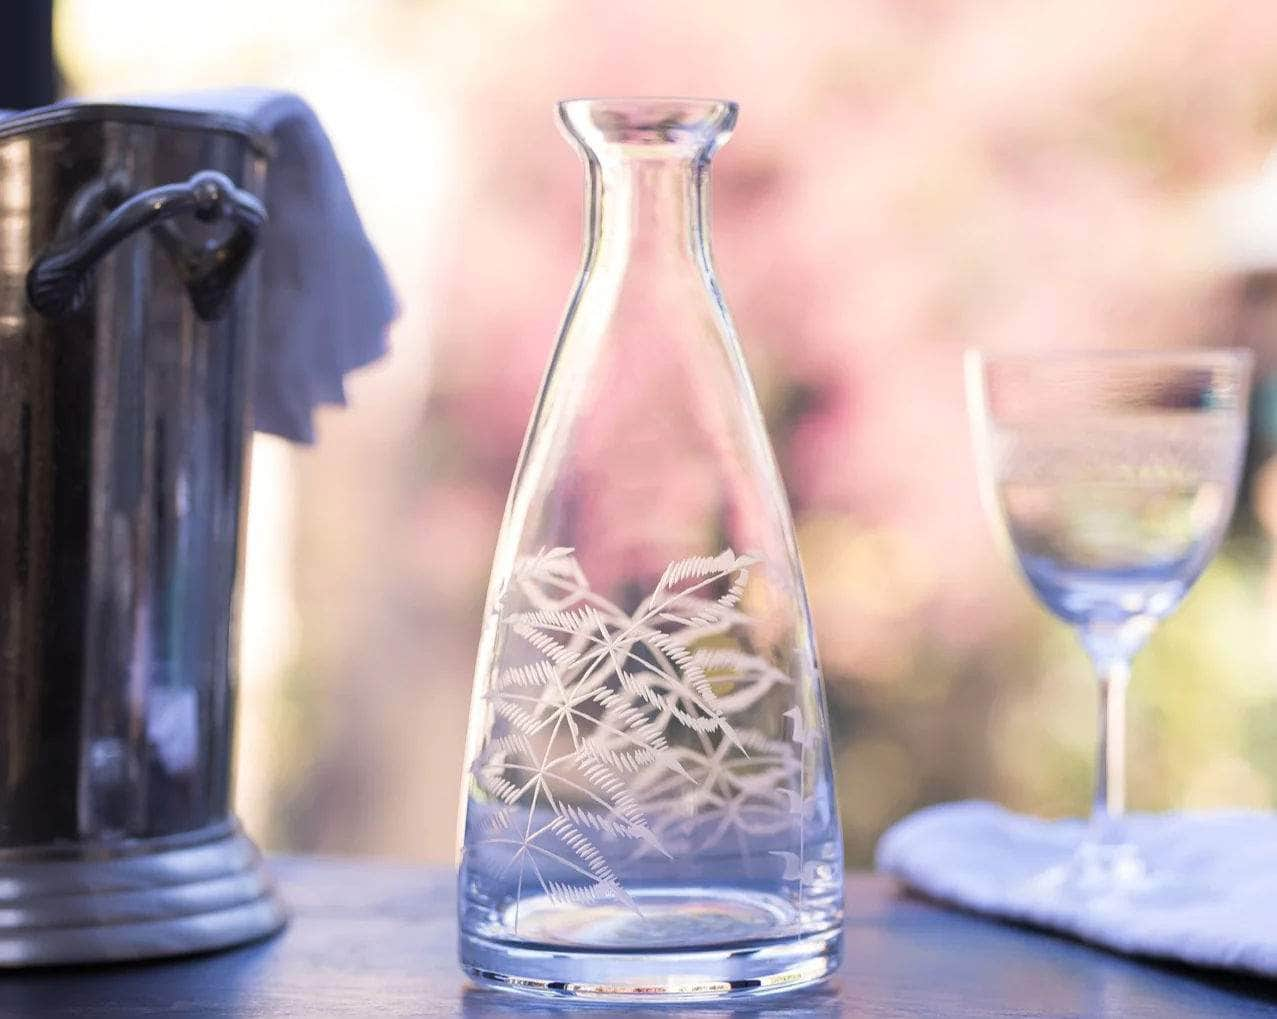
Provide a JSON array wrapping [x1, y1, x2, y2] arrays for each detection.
[[459, 978, 846, 1018], [1074, 946, 1277, 1012], [894, 886, 1277, 1013]]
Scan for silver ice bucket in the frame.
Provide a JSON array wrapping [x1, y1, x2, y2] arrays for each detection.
[[0, 103, 286, 965]]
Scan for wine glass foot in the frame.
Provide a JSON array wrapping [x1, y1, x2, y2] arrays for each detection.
[[1030, 839, 1154, 898]]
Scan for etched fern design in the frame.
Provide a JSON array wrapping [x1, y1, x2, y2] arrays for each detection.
[[466, 547, 809, 921]]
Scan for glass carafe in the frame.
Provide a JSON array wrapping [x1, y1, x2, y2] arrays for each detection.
[[457, 98, 843, 1003]]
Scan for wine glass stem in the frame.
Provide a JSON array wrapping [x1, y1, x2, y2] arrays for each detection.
[[1089, 654, 1130, 834]]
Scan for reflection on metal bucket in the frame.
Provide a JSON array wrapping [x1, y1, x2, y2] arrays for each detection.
[[0, 103, 286, 965]]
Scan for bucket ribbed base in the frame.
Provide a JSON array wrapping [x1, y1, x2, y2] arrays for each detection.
[[0, 822, 286, 967]]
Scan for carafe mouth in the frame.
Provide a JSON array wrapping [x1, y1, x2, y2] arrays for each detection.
[[558, 97, 737, 159]]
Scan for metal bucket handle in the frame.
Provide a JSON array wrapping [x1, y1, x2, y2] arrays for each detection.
[[26, 170, 266, 321]]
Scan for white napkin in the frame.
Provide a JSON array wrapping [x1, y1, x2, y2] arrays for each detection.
[[876, 800, 1277, 979], [3, 90, 397, 442], [145, 88, 397, 442]]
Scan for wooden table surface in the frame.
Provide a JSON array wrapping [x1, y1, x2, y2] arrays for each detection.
[[1, 857, 1275, 1017]]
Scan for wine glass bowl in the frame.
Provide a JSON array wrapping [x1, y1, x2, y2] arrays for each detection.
[[966, 349, 1252, 890]]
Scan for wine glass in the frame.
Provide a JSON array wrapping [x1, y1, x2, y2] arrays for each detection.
[[966, 349, 1252, 892]]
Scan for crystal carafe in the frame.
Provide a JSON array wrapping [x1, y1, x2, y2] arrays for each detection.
[[457, 98, 843, 1002]]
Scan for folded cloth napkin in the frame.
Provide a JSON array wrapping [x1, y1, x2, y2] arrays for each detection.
[[877, 800, 1277, 979], [2, 90, 397, 442], [142, 88, 398, 442]]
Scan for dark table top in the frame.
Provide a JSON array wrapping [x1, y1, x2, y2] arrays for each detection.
[[1, 857, 1275, 1017]]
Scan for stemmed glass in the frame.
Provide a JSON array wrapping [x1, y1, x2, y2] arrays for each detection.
[[966, 349, 1251, 892]]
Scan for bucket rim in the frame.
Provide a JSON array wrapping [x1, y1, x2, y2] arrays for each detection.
[[0, 102, 274, 159]]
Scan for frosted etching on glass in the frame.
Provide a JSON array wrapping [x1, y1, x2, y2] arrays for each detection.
[[467, 547, 831, 921]]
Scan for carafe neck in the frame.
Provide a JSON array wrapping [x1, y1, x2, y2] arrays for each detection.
[[589, 155, 709, 273], [559, 98, 736, 281]]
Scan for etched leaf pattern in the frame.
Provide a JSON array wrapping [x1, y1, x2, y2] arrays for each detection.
[[467, 547, 814, 918]]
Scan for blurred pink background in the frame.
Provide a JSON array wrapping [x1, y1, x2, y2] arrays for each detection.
[[56, 0, 1277, 864]]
